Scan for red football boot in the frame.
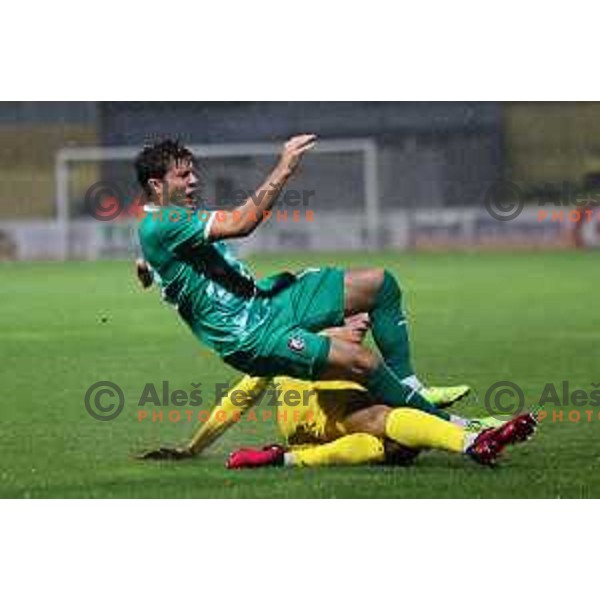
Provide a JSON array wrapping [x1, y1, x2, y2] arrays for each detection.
[[467, 413, 537, 466], [226, 444, 286, 470]]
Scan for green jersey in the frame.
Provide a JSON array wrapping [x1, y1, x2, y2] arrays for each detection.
[[137, 205, 272, 356]]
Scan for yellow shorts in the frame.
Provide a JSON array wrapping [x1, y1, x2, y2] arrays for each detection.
[[273, 377, 374, 445]]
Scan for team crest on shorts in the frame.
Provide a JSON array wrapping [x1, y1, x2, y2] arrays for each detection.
[[288, 336, 306, 352]]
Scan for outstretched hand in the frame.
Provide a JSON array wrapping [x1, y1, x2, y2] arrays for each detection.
[[279, 134, 317, 173], [135, 259, 154, 289], [137, 447, 194, 461]]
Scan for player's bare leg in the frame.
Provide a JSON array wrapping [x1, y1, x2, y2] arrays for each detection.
[[344, 267, 415, 379], [344, 268, 385, 314]]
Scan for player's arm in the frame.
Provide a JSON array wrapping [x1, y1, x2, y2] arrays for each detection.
[[186, 376, 271, 455], [139, 376, 271, 460], [208, 134, 317, 241], [157, 136, 316, 253]]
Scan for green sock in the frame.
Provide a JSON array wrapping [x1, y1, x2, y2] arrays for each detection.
[[366, 361, 451, 421], [370, 270, 414, 380]]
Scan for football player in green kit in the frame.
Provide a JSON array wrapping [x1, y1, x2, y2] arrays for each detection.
[[135, 136, 480, 425]]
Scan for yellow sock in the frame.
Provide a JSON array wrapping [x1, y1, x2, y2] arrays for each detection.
[[385, 408, 467, 454], [288, 434, 384, 467], [188, 376, 270, 453]]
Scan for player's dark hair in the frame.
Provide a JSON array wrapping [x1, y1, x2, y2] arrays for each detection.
[[134, 139, 193, 197]]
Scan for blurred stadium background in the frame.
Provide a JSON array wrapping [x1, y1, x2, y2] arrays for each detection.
[[2, 101, 600, 261]]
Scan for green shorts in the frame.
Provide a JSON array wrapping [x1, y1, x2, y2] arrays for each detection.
[[223, 267, 345, 379]]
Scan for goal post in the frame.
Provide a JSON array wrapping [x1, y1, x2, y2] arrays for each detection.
[[54, 138, 381, 259]]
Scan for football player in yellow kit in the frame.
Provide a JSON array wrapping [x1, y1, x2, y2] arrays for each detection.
[[222, 374, 536, 468], [139, 310, 536, 468]]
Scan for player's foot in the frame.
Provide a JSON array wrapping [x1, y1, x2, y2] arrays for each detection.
[[137, 446, 193, 461], [226, 444, 286, 469], [423, 385, 471, 408], [466, 413, 537, 466]]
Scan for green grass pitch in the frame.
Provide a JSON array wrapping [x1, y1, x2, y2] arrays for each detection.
[[1, 251, 598, 498]]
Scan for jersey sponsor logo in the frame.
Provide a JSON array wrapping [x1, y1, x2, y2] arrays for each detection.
[[288, 336, 306, 352]]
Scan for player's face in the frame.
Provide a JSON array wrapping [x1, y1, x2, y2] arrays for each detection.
[[157, 158, 199, 206]]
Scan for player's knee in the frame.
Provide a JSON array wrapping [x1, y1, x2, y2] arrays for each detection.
[[370, 267, 385, 281], [367, 268, 386, 293]]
